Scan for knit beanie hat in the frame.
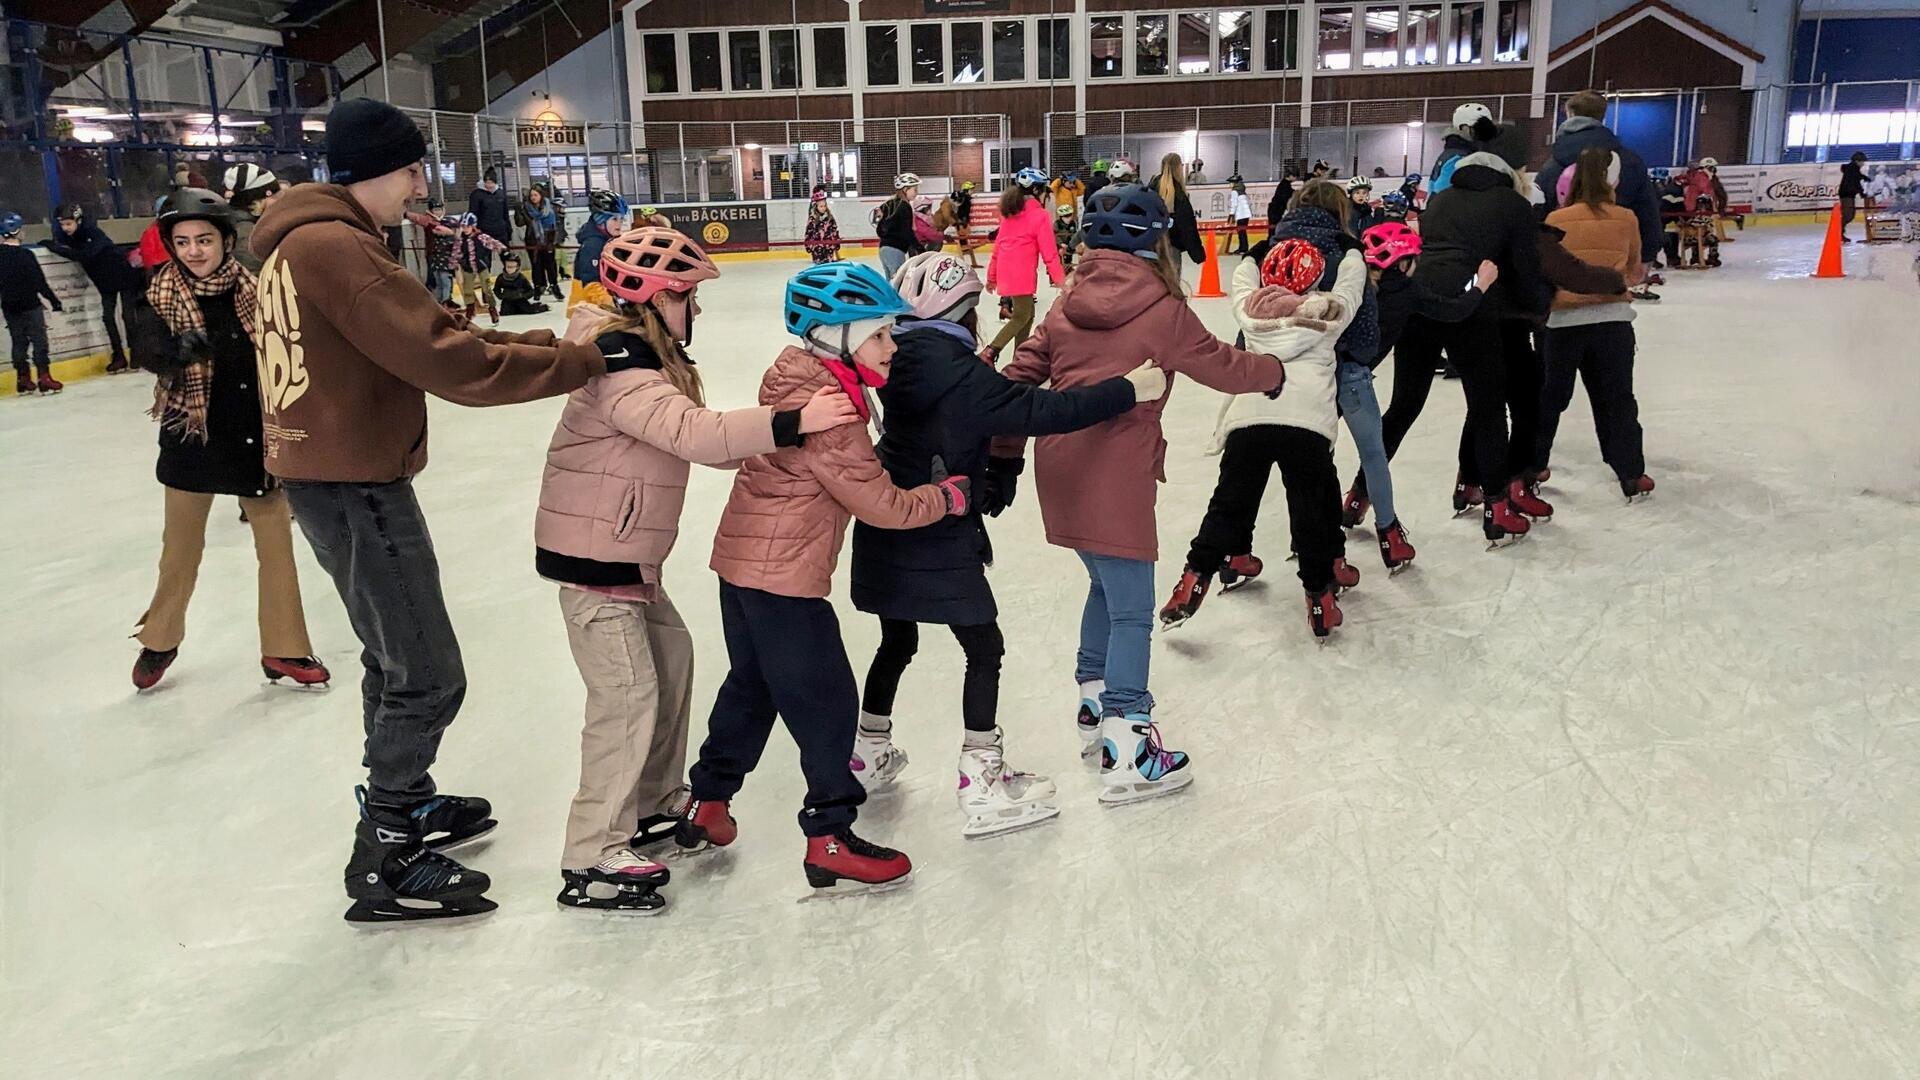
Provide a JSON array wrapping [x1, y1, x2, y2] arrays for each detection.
[[805, 316, 892, 359], [325, 99, 427, 184]]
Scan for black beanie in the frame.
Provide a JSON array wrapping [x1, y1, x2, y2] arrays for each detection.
[[325, 98, 427, 184]]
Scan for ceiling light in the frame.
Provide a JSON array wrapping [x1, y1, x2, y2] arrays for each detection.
[[961, 136, 977, 144], [1406, 120, 1423, 127], [742, 142, 760, 150]]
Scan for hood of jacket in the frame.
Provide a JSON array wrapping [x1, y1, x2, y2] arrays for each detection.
[[1059, 249, 1173, 331], [879, 321, 975, 413], [1449, 152, 1520, 192], [250, 184, 382, 262], [1550, 116, 1623, 162], [760, 345, 831, 410]]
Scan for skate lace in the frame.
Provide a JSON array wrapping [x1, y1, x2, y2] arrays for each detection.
[[396, 846, 470, 893], [1141, 722, 1179, 771], [836, 830, 901, 861]]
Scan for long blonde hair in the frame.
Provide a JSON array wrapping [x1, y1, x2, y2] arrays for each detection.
[[601, 301, 704, 406], [1156, 153, 1188, 208], [1150, 233, 1185, 299]]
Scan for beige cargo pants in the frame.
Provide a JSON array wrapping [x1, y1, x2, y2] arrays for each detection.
[[558, 586, 694, 869]]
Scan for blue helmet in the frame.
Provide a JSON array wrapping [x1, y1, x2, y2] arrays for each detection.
[[1015, 167, 1048, 192], [1404, 172, 1423, 186], [1081, 183, 1171, 255], [0, 211, 22, 237], [1381, 191, 1410, 210], [784, 260, 912, 340]]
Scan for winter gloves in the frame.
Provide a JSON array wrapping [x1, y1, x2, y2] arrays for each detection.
[[978, 456, 1023, 517]]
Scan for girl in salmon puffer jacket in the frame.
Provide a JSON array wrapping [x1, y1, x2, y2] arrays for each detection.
[[536, 228, 865, 914], [684, 260, 970, 901], [995, 183, 1284, 806]]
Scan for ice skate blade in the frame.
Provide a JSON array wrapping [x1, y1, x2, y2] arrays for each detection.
[[961, 801, 1061, 839], [1386, 562, 1414, 576], [344, 895, 499, 927], [1098, 771, 1194, 806], [557, 886, 668, 916], [1484, 534, 1528, 551], [265, 678, 331, 692], [1218, 577, 1256, 594], [1451, 506, 1482, 519], [669, 839, 733, 861], [425, 820, 498, 854], [797, 872, 913, 903]]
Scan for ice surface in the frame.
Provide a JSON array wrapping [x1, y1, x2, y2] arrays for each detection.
[[4, 228, 1918, 1079]]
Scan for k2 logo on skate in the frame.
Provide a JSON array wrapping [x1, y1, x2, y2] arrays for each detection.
[[254, 251, 309, 418]]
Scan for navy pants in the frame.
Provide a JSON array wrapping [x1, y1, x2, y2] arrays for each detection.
[[690, 581, 866, 836]]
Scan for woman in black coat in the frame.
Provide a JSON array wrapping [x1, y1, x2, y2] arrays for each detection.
[[846, 253, 1154, 830], [1153, 154, 1208, 265], [125, 188, 327, 691]]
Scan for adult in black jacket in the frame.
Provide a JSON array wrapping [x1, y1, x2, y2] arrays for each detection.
[[1838, 152, 1868, 242], [1394, 152, 1548, 540], [125, 188, 324, 691], [44, 204, 141, 372], [467, 168, 514, 249], [1536, 92, 1663, 269], [849, 273, 1149, 810], [1152, 154, 1208, 265]]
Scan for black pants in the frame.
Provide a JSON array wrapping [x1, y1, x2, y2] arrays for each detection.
[[1459, 320, 1540, 487], [1537, 321, 1643, 481], [99, 283, 136, 365], [1232, 220, 1250, 253], [283, 479, 466, 817], [1440, 308, 1518, 496], [1188, 425, 1344, 594], [861, 618, 1005, 734], [529, 247, 559, 294], [1352, 316, 1444, 496], [691, 581, 865, 837], [500, 297, 549, 316], [1840, 196, 1859, 232], [5, 307, 50, 374]]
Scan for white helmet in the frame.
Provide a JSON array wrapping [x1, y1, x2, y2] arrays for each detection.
[[1346, 176, 1373, 192], [1108, 157, 1137, 181], [222, 162, 280, 197], [1699, 156, 1719, 169], [1452, 102, 1494, 133], [893, 172, 921, 190]]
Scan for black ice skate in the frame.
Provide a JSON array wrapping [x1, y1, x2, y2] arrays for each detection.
[[409, 791, 498, 852], [557, 853, 669, 916], [344, 788, 496, 925]]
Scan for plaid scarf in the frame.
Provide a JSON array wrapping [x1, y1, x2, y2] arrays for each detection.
[[146, 256, 257, 443]]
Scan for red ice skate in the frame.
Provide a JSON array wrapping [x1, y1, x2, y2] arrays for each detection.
[[1482, 498, 1531, 549], [1376, 521, 1416, 573], [802, 828, 912, 900], [263, 655, 331, 689], [1217, 553, 1263, 592], [1506, 477, 1553, 521], [1620, 474, 1655, 502], [132, 647, 177, 690], [1451, 473, 1484, 517], [1306, 588, 1343, 639], [1159, 567, 1210, 627], [1332, 557, 1360, 591], [35, 372, 62, 395], [674, 797, 737, 854], [1340, 487, 1370, 528]]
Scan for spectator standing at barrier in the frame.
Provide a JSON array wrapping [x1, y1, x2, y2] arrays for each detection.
[[469, 167, 513, 250], [249, 97, 627, 923], [1839, 152, 1867, 243], [520, 185, 563, 302], [1153, 154, 1207, 265], [44, 204, 139, 374]]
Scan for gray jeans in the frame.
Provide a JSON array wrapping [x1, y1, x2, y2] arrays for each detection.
[[5, 307, 50, 373], [283, 478, 465, 816]]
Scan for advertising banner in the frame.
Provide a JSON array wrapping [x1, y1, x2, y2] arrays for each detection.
[[656, 203, 770, 252]]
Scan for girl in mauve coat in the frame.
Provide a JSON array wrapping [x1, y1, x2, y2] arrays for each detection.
[[995, 184, 1283, 807]]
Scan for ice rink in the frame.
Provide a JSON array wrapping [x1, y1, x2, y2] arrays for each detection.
[[5, 226, 1918, 1078]]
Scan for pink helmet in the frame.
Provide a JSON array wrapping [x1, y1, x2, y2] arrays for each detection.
[[891, 251, 982, 321], [1360, 221, 1422, 270], [600, 226, 720, 305]]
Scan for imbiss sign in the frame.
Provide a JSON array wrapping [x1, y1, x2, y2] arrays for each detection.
[[658, 203, 770, 252], [517, 124, 585, 148]]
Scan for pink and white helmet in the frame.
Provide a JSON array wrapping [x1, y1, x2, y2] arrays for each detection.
[[891, 251, 983, 322]]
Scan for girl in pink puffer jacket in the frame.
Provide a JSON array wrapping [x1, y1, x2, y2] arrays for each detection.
[[535, 227, 860, 915], [980, 175, 1066, 365]]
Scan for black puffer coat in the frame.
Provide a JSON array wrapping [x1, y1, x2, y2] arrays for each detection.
[[1409, 156, 1549, 322], [850, 320, 1135, 625], [43, 216, 138, 292], [129, 284, 274, 497]]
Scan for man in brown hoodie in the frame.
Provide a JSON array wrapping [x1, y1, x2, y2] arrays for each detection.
[[251, 97, 640, 924]]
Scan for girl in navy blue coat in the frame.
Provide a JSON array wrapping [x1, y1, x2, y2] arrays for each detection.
[[850, 251, 1165, 838]]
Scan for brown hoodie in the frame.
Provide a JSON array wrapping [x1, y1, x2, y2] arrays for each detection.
[[248, 184, 607, 483]]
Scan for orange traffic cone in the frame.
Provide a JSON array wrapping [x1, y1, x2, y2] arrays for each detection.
[[1811, 201, 1846, 279], [1195, 225, 1225, 298]]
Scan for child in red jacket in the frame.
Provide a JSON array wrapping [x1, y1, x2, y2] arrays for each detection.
[[996, 184, 1283, 805]]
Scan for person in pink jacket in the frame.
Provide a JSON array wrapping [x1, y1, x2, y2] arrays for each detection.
[[680, 260, 971, 902], [997, 184, 1284, 806], [536, 228, 863, 914], [980, 169, 1066, 366]]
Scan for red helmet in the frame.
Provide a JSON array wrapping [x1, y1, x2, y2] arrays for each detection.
[[600, 226, 720, 305], [1360, 221, 1422, 270], [1259, 238, 1327, 295]]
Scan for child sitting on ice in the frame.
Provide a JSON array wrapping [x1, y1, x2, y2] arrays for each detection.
[[1164, 237, 1369, 640], [679, 260, 970, 901], [537, 227, 863, 914]]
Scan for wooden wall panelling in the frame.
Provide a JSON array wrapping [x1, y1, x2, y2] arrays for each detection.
[[1546, 19, 1743, 92], [632, 0, 847, 30]]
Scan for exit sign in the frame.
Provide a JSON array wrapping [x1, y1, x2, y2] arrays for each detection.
[[798, 141, 821, 152]]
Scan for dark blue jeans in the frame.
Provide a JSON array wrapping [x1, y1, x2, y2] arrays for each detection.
[[690, 581, 866, 836], [5, 307, 49, 374], [284, 479, 466, 817]]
